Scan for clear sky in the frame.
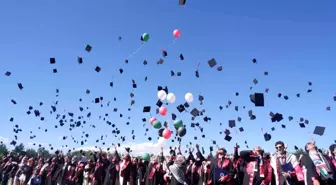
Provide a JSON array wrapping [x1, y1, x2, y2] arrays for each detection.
[[0, 0, 336, 155]]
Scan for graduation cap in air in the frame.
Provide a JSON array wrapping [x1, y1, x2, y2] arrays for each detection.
[[78, 57, 83, 64], [288, 116, 293, 121], [326, 106, 331, 111], [18, 83, 23, 90], [119, 68, 123, 74], [264, 72, 268, 76], [179, 54, 184, 60], [297, 93, 301, 98], [208, 58, 217, 68], [50, 58, 56, 64], [224, 135, 232, 142], [95, 66, 101, 73], [85, 45, 92, 52], [294, 146, 299, 150], [195, 70, 199, 78], [217, 66, 223, 71], [250, 93, 264, 107], [239, 127, 244, 132], [178, 0, 186, 5], [157, 58, 164, 64], [264, 133, 272, 142], [299, 123, 306, 128], [253, 79, 258, 85], [228, 120, 236, 128], [162, 50, 168, 57], [252, 58, 257, 63], [271, 113, 283, 122], [143, 106, 151, 113], [53, 69, 57, 73], [313, 126, 325, 136], [143, 60, 148, 65], [307, 89, 312, 93], [5, 71, 11, 76]]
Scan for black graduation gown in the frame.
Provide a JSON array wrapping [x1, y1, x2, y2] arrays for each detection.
[[131, 164, 138, 185], [137, 164, 146, 185], [145, 163, 163, 185], [120, 161, 132, 185], [103, 163, 118, 185], [170, 175, 184, 185]]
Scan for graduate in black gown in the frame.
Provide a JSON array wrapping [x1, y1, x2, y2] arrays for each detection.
[[145, 149, 164, 185], [103, 149, 120, 185], [168, 155, 188, 185]]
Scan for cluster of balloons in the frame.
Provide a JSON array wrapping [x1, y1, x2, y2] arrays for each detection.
[[173, 120, 187, 137], [157, 90, 194, 103]]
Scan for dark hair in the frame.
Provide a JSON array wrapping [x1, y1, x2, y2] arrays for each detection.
[[329, 144, 336, 157], [304, 142, 318, 153], [275, 141, 284, 147]]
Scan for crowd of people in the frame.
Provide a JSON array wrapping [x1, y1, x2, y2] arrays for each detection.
[[0, 141, 335, 185]]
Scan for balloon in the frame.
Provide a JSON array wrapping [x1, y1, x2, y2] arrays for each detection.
[[185, 93, 193, 103], [142, 33, 150, 42], [177, 126, 187, 137], [158, 128, 164, 137], [173, 120, 183, 129], [153, 120, 162, 129], [159, 107, 167, 116], [143, 153, 150, 161], [158, 137, 167, 147], [150, 117, 157, 125], [167, 93, 176, 103], [157, 90, 167, 101], [162, 129, 172, 139], [173, 29, 181, 38]]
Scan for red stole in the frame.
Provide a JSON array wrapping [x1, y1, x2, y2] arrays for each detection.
[[148, 163, 158, 180], [120, 160, 130, 177]]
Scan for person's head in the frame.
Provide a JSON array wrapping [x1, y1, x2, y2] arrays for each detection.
[[64, 156, 71, 163], [72, 156, 78, 164], [253, 146, 262, 155], [275, 141, 285, 154], [27, 158, 35, 167], [329, 144, 336, 157], [217, 148, 227, 158], [305, 142, 317, 153], [122, 153, 130, 161], [175, 154, 186, 165], [132, 157, 138, 164]]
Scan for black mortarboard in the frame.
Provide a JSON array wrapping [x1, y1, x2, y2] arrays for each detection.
[[239, 127, 244, 132], [334, 95, 336, 101], [281, 124, 286, 129], [284, 95, 289, 100], [95, 98, 100, 103], [253, 79, 258, 85], [208, 58, 217, 68], [18, 83, 23, 90], [300, 117, 304, 122], [157, 58, 164, 64], [288, 116, 293, 121], [119, 68, 123, 74], [5, 71, 11, 76], [299, 123, 305, 128], [195, 70, 199, 78], [252, 58, 257, 63], [85, 45, 92, 52], [177, 104, 185, 113], [297, 93, 300, 97], [143, 106, 151, 113], [313, 126, 325, 136], [198, 95, 204, 101], [294, 146, 299, 150], [177, 72, 182, 76], [271, 127, 275, 131], [190, 108, 199, 117], [271, 113, 283, 122], [264, 71, 268, 75], [217, 66, 223, 71], [304, 120, 309, 124], [228, 120, 236, 128], [250, 93, 264, 107], [307, 89, 312, 93], [178, 0, 186, 5], [143, 60, 148, 65], [53, 69, 57, 73], [50, 58, 56, 64], [95, 66, 101, 73], [156, 100, 163, 107], [162, 50, 167, 57], [235, 106, 238, 111], [179, 54, 184, 60], [326, 106, 331, 111], [237, 117, 242, 122], [142, 118, 146, 122], [224, 135, 232, 142], [224, 129, 230, 135], [86, 89, 90, 94], [78, 57, 83, 64], [172, 113, 177, 120], [264, 133, 271, 141], [183, 102, 189, 108], [170, 71, 175, 77]]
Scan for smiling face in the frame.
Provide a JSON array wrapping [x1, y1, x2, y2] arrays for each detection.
[[275, 144, 285, 154], [305, 142, 316, 152]]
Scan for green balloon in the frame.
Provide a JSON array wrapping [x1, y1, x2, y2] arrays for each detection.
[[174, 120, 183, 129], [143, 153, 150, 161], [153, 120, 162, 129], [142, 33, 150, 42]]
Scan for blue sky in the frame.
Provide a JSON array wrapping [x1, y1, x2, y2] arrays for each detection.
[[0, 0, 336, 154]]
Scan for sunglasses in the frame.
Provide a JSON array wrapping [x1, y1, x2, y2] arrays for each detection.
[[275, 146, 283, 149]]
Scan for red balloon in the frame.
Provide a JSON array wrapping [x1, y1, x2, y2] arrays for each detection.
[[162, 129, 172, 139], [159, 107, 167, 116], [173, 29, 181, 38], [150, 117, 157, 125]]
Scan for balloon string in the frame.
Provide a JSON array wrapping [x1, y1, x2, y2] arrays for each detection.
[[167, 38, 177, 48], [126, 43, 145, 59]]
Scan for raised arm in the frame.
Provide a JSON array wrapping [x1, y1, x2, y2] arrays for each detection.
[[195, 144, 205, 162]]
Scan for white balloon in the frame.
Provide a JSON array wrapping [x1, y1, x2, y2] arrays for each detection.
[[157, 90, 167, 101], [167, 93, 176, 103], [157, 137, 167, 147], [185, 93, 193, 103]]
